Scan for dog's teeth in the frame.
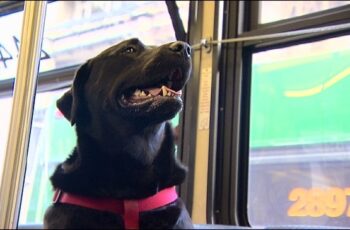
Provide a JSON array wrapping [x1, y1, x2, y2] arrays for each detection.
[[134, 89, 141, 96], [140, 91, 146, 97], [162, 86, 167, 96], [167, 92, 171, 96]]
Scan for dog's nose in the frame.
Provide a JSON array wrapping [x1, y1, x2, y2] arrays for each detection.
[[169, 41, 192, 58]]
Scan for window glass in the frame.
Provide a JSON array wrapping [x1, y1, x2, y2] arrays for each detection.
[[248, 35, 350, 228], [259, 1, 350, 24], [0, 4, 23, 193], [0, 1, 189, 80], [19, 89, 75, 224], [0, 9, 23, 78], [0, 97, 13, 186], [0, 1, 190, 226]]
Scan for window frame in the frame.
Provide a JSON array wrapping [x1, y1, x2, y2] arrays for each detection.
[[215, 0, 350, 227], [213, 1, 251, 225], [177, 0, 203, 216], [0, 65, 78, 98], [248, 1, 350, 35]]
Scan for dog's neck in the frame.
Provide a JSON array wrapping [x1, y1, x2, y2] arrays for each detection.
[[79, 111, 167, 161], [51, 122, 187, 199], [122, 123, 166, 163]]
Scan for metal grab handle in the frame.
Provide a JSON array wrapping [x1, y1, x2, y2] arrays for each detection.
[[0, 1, 47, 228]]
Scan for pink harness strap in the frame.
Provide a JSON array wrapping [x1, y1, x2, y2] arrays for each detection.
[[53, 187, 178, 229]]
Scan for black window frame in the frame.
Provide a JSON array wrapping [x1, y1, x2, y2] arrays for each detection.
[[214, 0, 350, 227], [177, 0, 202, 215]]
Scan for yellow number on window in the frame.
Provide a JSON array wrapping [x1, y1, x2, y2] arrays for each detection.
[[344, 188, 350, 217], [306, 188, 325, 217], [288, 188, 308, 217], [324, 187, 346, 218]]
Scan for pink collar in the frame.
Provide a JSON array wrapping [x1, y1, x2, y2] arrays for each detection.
[[53, 186, 178, 229]]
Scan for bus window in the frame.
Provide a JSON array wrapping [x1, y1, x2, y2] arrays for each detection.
[[18, 89, 76, 224], [0, 11, 23, 80], [0, 4, 23, 190], [0, 97, 13, 185], [248, 35, 350, 228], [0, 1, 189, 81], [259, 1, 350, 24]]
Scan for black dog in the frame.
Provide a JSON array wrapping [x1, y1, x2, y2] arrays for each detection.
[[44, 38, 192, 229]]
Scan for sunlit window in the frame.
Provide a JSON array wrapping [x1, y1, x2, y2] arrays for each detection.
[[248, 35, 350, 227], [0, 1, 189, 80], [19, 89, 75, 224], [0, 97, 13, 186], [259, 1, 350, 24]]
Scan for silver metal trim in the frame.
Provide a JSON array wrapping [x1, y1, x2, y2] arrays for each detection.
[[0, 1, 47, 228], [191, 22, 350, 49]]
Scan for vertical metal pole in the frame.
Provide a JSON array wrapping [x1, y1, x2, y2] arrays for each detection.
[[0, 1, 47, 228], [192, 0, 215, 224]]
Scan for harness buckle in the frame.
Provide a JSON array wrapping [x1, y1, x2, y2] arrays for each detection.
[[53, 189, 62, 204]]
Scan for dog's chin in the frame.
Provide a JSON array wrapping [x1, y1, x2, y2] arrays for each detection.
[[117, 95, 183, 123]]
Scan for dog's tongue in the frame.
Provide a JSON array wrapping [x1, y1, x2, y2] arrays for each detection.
[[147, 86, 182, 96], [148, 88, 162, 96]]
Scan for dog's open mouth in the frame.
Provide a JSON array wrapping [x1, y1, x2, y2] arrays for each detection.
[[118, 68, 185, 112], [121, 86, 181, 104]]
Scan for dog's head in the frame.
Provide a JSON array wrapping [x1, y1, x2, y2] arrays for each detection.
[[57, 38, 191, 132]]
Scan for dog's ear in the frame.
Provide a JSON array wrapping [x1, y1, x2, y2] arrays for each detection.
[[56, 89, 73, 121], [56, 61, 91, 125]]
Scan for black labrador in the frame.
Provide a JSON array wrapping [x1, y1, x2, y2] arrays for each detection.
[[44, 38, 192, 229]]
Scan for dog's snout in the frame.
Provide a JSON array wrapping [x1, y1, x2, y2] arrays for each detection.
[[169, 41, 191, 58]]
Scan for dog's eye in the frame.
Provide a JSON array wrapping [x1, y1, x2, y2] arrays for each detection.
[[124, 46, 136, 54]]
